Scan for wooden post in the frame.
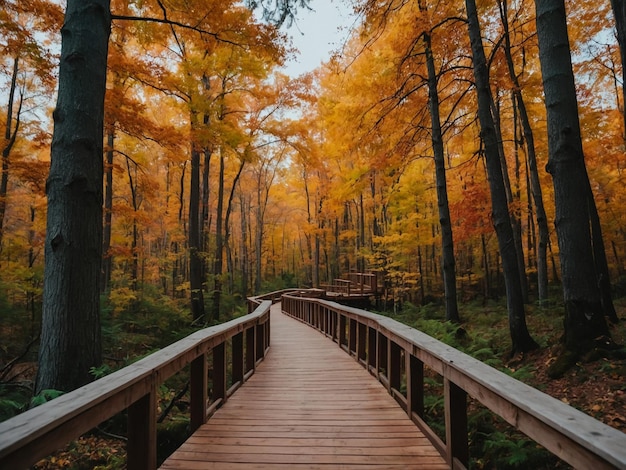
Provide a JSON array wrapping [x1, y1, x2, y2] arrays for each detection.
[[127, 388, 157, 470], [232, 332, 244, 386], [407, 354, 425, 420], [444, 379, 469, 468], [367, 326, 377, 375], [339, 314, 347, 347], [357, 322, 367, 363], [212, 342, 226, 403], [389, 341, 401, 393], [349, 318, 357, 355], [378, 333, 388, 383], [246, 326, 255, 374], [256, 322, 265, 360], [190, 353, 208, 432]]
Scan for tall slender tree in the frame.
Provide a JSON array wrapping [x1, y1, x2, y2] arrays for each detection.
[[466, 0, 538, 354], [418, 0, 460, 322]]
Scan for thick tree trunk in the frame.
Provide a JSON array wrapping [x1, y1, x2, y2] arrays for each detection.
[[36, 0, 110, 394], [534, 0, 611, 354], [423, 27, 460, 322], [466, 0, 538, 354]]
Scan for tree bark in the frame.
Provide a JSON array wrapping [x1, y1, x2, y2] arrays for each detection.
[[490, 91, 528, 303], [102, 130, 114, 293], [466, 0, 538, 354], [534, 0, 611, 354], [239, 192, 249, 296], [422, 24, 460, 322], [190, 144, 205, 323], [212, 150, 225, 319], [611, 0, 626, 136], [499, 0, 550, 302], [36, 0, 110, 393], [0, 57, 22, 254]]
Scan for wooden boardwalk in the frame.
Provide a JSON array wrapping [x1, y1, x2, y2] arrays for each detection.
[[160, 303, 447, 469]]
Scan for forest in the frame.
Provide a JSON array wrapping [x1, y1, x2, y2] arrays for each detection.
[[1, 0, 626, 466]]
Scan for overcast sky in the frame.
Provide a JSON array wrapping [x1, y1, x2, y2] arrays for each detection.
[[280, 0, 357, 77]]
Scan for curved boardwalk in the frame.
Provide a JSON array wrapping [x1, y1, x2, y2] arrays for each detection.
[[160, 303, 447, 469]]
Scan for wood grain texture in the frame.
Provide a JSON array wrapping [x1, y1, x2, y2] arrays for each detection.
[[160, 303, 447, 469]]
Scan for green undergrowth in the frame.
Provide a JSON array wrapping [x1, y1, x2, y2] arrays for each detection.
[[380, 299, 574, 469], [378, 296, 626, 469]]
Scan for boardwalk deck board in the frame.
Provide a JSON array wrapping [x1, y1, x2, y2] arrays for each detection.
[[160, 303, 448, 469]]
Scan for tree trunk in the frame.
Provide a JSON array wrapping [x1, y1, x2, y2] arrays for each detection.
[[0, 57, 22, 254], [534, 0, 611, 355], [201, 148, 211, 281], [189, 145, 205, 323], [212, 150, 225, 319], [499, 0, 549, 302], [102, 130, 114, 293], [422, 23, 460, 322], [36, 0, 110, 393], [611, 0, 626, 136], [224, 159, 246, 297], [125, 157, 139, 290], [239, 192, 249, 296], [490, 91, 528, 303], [466, 0, 538, 354]]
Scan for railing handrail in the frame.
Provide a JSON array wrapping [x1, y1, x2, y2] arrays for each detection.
[[282, 294, 626, 470], [0, 300, 272, 469]]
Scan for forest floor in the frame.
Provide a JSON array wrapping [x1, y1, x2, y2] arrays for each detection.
[[15, 299, 626, 468], [526, 322, 626, 434]]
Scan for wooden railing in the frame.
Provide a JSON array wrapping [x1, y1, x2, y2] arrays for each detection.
[[282, 294, 626, 470], [0, 300, 272, 470]]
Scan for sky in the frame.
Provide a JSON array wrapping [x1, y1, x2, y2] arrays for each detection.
[[280, 0, 358, 77]]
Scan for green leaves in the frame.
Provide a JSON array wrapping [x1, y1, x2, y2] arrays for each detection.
[[29, 389, 64, 408]]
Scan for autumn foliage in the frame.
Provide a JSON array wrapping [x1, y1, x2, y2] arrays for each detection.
[[0, 0, 624, 355]]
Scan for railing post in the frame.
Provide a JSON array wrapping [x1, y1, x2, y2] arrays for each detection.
[[407, 354, 424, 420], [367, 326, 377, 375], [190, 352, 208, 432], [256, 322, 265, 360], [444, 379, 469, 469], [339, 314, 347, 348], [349, 318, 357, 355], [357, 322, 367, 364], [232, 332, 244, 386], [127, 386, 157, 470], [389, 341, 401, 393], [378, 332, 388, 384], [212, 342, 226, 404], [246, 326, 255, 374]]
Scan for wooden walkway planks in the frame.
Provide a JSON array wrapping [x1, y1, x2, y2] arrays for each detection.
[[160, 303, 447, 469]]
